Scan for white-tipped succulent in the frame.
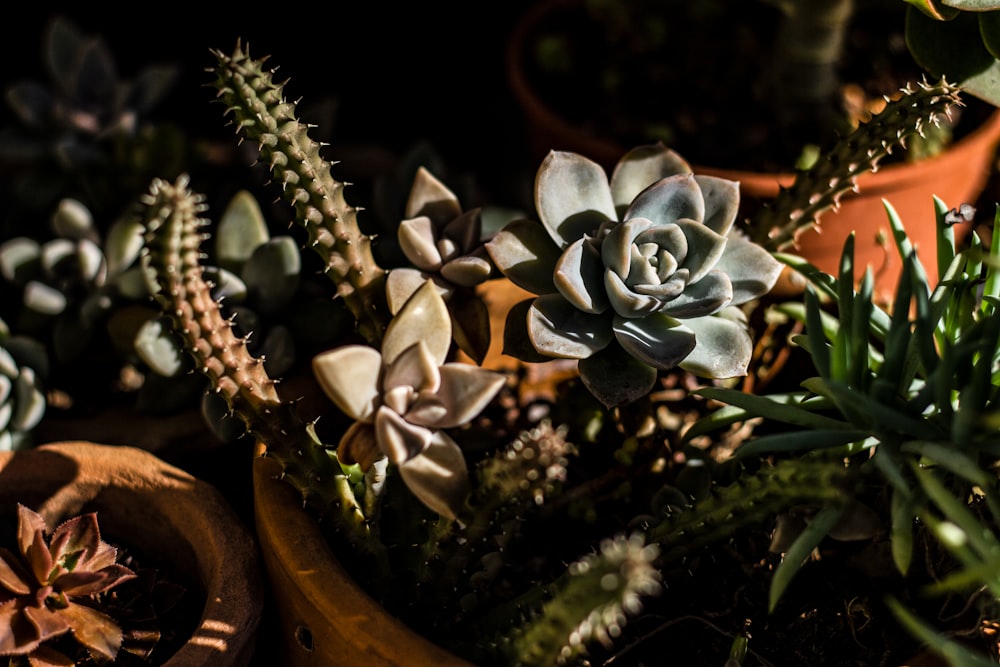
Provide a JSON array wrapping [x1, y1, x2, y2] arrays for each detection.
[[486, 143, 784, 408], [386, 167, 495, 364], [312, 280, 507, 519]]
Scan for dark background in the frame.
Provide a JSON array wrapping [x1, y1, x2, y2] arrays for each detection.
[[0, 2, 542, 211]]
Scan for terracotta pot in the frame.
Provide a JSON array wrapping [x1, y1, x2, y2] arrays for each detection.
[[506, 0, 1000, 305], [252, 454, 473, 667], [0, 441, 263, 667]]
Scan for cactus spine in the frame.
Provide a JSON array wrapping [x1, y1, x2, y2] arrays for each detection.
[[210, 42, 388, 345]]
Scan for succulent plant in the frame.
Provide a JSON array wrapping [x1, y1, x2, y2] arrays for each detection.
[[486, 143, 784, 408], [313, 280, 507, 519], [0, 15, 185, 227], [0, 319, 46, 452], [386, 166, 497, 364], [0, 504, 136, 664]]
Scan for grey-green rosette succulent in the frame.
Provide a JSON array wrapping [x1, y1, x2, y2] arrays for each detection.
[[485, 143, 784, 408]]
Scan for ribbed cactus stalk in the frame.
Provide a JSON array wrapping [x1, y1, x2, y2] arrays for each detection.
[[646, 458, 855, 561], [210, 42, 388, 346], [752, 79, 963, 251], [138, 175, 382, 561], [499, 533, 661, 667], [473, 457, 855, 665]]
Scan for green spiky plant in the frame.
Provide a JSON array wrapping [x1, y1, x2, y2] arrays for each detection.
[[687, 197, 1000, 663], [126, 35, 1000, 666]]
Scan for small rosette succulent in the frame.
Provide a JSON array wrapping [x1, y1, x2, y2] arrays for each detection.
[[386, 167, 496, 364], [312, 280, 507, 519], [486, 143, 783, 408], [0, 504, 136, 663]]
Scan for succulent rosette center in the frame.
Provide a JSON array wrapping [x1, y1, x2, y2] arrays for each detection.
[[486, 143, 783, 408]]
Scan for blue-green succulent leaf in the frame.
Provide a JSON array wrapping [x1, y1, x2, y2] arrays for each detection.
[[216, 190, 270, 273], [624, 174, 705, 230], [694, 175, 741, 236], [712, 235, 785, 304], [535, 151, 616, 248], [676, 312, 754, 378], [612, 313, 696, 369], [578, 342, 658, 408], [608, 142, 692, 213], [485, 219, 560, 295], [243, 236, 301, 316], [554, 238, 610, 313], [528, 294, 613, 359], [659, 270, 733, 318]]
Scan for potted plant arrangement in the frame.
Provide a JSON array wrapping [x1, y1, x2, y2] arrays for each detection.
[[5, 6, 1000, 666], [505, 0, 1000, 303], [119, 33, 1000, 666]]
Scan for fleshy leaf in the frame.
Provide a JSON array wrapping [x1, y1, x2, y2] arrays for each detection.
[[312, 345, 382, 422], [376, 406, 434, 465], [535, 151, 616, 248], [397, 432, 470, 520], [554, 238, 609, 314], [612, 314, 697, 370], [430, 363, 507, 428], [624, 174, 705, 229], [579, 342, 659, 408], [677, 312, 754, 378], [609, 143, 693, 213], [527, 295, 613, 359], [382, 280, 452, 366], [405, 166, 463, 222], [694, 175, 741, 236], [485, 219, 560, 295]]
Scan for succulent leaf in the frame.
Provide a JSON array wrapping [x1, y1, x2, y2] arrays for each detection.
[[0, 505, 134, 660]]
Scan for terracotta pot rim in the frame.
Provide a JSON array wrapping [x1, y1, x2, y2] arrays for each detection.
[[252, 454, 474, 666]]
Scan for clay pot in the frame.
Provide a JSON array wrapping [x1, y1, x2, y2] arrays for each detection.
[[0, 441, 263, 667], [506, 0, 1000, 305], [252, 454, 473, 667]]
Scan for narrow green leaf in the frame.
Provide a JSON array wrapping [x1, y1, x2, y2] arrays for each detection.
[[693, 386, 854, 431], [886, 597, 998, 667], [890, 488, 915, 575], [769, 504, 845, 612], [983, 206, 1000, 304], [737, 430, 872, 458], [804, 287, 831, 379]]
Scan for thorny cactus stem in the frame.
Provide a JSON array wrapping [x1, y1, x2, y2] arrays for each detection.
[[479, 458, 855, 656], [751, 78, 963, 251], [210, 41, 389, 346], [138, 174, 385, 567]]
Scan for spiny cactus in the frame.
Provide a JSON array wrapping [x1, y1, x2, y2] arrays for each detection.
[[210, 41, 389, 346], [500, 533, 662, 667], [750, 78, 964, 251], [137, 174, 380, 562]]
